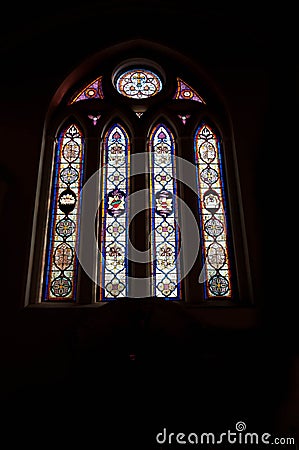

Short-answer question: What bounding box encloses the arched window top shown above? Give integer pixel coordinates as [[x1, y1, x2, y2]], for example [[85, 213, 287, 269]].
[[26, 40, 252, 307], [68, 73, 205, 105], [149, 122, 175, 151]]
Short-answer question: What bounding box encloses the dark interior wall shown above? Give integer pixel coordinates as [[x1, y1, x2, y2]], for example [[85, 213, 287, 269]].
[[0, 1, 297, 447]]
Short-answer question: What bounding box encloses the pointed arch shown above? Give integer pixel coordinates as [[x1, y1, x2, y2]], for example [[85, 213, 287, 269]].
[[42, 122, 85, 301], [25, 39, 252, 307]]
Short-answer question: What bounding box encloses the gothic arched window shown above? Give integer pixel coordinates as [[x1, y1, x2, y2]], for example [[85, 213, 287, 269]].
[[26, 42, 252, 306]]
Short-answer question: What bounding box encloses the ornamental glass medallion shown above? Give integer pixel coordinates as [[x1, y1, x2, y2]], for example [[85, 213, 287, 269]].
[[115, 69, 162, 99], [194, 123, 232, 298], [149, 124, 180, 299], [43, 124, 84, 300], [99, 124, 130, 300]]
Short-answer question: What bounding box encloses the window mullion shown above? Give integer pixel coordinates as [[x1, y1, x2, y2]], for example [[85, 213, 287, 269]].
[[176, 136, 205, 303], [128, 136, 151, 298], [77, 135, 99, 304]]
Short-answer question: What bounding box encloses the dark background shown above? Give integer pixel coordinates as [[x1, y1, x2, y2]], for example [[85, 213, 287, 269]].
[[0, 1, 296, 448]]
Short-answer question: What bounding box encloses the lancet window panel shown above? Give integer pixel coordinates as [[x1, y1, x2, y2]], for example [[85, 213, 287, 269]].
[[194, 122, 232, 299], [99, 123, 130, 300], [43, 124, 85, 301], [149, 123, 181, 299]]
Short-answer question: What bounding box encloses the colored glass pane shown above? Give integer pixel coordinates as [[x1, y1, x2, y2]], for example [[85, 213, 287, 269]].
[[115, 69, 162, 99], [149, 124, 180, 299], [174, 78, 205, 103], [178, 114, 191, 124], [194, 123, 232, 298], [43, 124, 84, 300], [99, 124, 130, 300], [69, 76, 104, 103]]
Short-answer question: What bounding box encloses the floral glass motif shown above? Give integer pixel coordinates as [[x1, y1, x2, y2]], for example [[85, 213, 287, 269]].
[[149, 124, 180, 299], [99, 124, 130, 300], [178, 114, 191, 125], [174, 78, 205, 103], [43, 124, 84, 300], [69, 76, 104, 104], [194, 123, 232, 298], [115, 69, 162, 99]]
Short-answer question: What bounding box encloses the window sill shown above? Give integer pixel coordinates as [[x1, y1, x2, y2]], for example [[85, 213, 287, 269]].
[[25, 299, 259, 330]]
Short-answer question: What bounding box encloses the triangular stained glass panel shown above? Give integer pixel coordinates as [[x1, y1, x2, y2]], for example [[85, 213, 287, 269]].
[[69, 76, 104, 104], [173, 78, 205, 103]]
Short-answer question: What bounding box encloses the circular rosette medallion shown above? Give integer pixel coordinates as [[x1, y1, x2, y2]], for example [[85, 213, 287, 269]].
[[209, 274, 229, 296], [200, 167, 218, 186], [157, 278, 176, 297], [107, 223, 125, 238], [155, 171, 171, 187], [155, 189, 173, 217], [106, 279, 126, 297], [56, 218, 76, 238], [50, 275, 72, 297], [60, 167, 79, 185], [204, 217, 224, 238], [106, 188, 126, 217]]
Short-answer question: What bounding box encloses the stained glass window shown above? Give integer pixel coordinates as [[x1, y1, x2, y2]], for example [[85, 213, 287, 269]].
[[32, 52, 245, 308], [194, 122, 232, 298], [69, 76, 104, 104], [149, 124, 181, 299], [174, 77, 205, 103], [115, 69, 162, 99], [99, 124, 130, 300], [43, 124, 85, 300]]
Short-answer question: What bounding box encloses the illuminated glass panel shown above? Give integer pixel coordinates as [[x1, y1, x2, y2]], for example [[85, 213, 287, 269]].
[[43, 124, 84, 300], [149, 124, 180, 299], [178, 114, 191, 124], [174, 78, 205, 103], [69, 76, 104, 104], [115, 69, 162, 99], [99, 124, 130, 300], [194, 123, 232, 298]]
